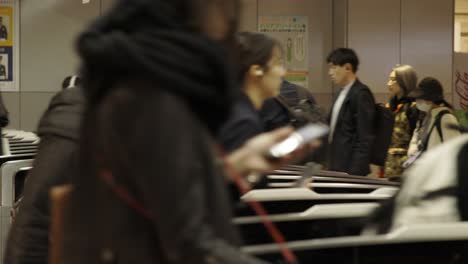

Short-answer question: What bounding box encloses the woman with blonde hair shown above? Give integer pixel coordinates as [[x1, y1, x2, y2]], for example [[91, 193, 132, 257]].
[[384, 65, 421, 180]]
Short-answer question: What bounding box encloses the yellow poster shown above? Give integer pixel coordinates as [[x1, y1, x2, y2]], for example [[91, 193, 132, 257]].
[[0, 6, 13, 47], [0, 2, 16, 91]]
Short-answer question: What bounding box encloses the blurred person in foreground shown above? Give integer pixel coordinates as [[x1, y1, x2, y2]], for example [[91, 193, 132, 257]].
[[61, 1, 318, 264]]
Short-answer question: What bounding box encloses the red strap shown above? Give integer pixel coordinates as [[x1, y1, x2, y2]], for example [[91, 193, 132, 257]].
[[100, 169, 155, 220], [377, 167, 384, 178], [217, 146, 298, 264], [100, 148, 298, 264]]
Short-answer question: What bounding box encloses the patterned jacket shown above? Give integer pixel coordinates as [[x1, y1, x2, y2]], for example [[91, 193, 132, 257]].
[[384, 97, 420, 178]]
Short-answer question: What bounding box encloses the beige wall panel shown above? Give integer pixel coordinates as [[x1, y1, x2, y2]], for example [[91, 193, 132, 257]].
[[445, 93, 454, 105], [2, 92, 20, 129], [332, 0, 348, 95], [20, 92, 57, 132], [240, 0, 258, 31], [101, 0, 117, 14], [374, 92, 392, 105], [258, 0, 333, 96], [401, 0, 454, 93], [333, 0, 348, 49], [348, 0, 400, 94], [20, 0, 100, 92]]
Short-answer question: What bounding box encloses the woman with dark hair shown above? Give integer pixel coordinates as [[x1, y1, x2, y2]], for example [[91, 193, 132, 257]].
[[383, 65, 421, 179], [406, 77, 460, 164], [61, 1, 309, 264], [218, 32, 286, 152]]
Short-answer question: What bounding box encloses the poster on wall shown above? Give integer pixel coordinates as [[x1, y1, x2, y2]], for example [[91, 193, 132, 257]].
[[453, 52, 468, 127], [258, 16, 309, 88], [0, 1, 18, 92]]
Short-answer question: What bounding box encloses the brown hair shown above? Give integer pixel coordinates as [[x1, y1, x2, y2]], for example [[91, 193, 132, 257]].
[[394, 64, 418, 96]]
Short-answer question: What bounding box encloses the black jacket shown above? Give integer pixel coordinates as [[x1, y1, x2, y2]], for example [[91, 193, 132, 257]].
[[328, 79, 376, 176], [218, 93, 263, 152], [4, 87, 84, 264]]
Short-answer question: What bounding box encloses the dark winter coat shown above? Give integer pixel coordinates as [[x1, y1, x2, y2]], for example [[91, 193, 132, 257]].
[[4, 86, 84, 264]]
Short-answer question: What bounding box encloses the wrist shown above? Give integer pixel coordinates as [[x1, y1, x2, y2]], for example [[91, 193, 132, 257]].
[[226, 147, 249, 177]]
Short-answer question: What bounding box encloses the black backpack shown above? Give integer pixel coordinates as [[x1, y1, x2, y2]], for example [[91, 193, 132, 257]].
[[370, 104, 395, 166], [275, 86, 325, 128], [419, 110, 451, 152]]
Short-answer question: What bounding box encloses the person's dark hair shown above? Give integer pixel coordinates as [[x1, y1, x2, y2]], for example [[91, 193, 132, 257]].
[[326, 48, 359, 73], [415, 77, 452, 109], [235, 32, 280, 82], [62, 75, 82, 89]]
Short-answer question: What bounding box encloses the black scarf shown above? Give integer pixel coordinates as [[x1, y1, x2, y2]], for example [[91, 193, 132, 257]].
[[389, 96, 414, 112], [76, 0, 238, 134]]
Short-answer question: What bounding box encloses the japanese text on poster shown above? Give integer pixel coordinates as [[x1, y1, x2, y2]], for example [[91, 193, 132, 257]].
[[259, 16, 309, 88]]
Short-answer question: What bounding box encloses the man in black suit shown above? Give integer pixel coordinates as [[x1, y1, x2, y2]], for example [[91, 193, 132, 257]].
[[327, 48, 376, 176]]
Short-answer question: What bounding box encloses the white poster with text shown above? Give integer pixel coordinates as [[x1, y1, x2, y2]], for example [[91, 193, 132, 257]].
[[259, 16, 309, 88]]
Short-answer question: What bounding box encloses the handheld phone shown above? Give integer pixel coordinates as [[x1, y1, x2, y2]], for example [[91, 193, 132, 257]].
[[267, 123, 329, 160]]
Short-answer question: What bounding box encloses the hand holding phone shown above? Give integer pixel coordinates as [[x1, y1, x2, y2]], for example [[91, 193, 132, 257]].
[[266, 123, 329, 160], [225, 126, 324, 178]]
